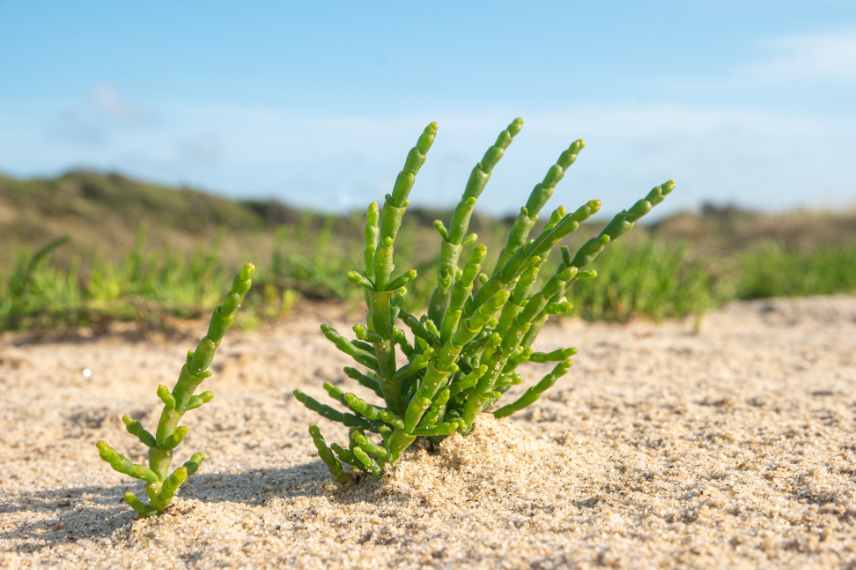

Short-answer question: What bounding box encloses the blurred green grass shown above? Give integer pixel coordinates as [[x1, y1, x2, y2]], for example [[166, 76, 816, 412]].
[[2, 169, 855, 331], [735, 242, 856, 299], [6, 232, 856, 332]]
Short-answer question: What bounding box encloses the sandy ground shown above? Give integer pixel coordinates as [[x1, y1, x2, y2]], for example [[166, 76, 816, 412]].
[[1, 297, 855, 569]]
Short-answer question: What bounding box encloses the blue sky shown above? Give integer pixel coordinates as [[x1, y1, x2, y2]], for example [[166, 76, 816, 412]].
[[1, 1, 855, 215]]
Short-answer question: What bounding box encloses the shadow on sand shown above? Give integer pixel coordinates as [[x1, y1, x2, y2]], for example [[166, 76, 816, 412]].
[[0, 460, 347, 554], [7, 319, 199, 348]]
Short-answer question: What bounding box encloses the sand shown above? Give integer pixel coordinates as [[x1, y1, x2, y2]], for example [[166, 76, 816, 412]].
[[1, 296, 855, 569]]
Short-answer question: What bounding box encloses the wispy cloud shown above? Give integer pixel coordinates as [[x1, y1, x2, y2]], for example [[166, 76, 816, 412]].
[[674, 28, 856, 90], [12, 99, 850, 214], [740, 30, 856, 83], [6, 26, 856, 216], [50, 83, 159, 146]]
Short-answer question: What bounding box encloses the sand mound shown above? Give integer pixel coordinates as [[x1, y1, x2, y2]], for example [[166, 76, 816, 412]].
[[381, 416, 605, 507], [2, 296, 856, 568]]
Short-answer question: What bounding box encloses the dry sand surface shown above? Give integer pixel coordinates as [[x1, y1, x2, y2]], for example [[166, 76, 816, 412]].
[[1, 296, 855, 569]]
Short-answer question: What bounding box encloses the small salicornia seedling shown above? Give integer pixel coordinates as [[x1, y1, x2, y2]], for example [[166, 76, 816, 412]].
[[97, 263, 255, 516], [296, 118, 675, 481]]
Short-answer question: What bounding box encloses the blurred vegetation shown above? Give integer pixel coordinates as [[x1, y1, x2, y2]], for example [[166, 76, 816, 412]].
[[2, 170, 855, 332], [735, 242, 856, 299], [568, 241, 714, 322]]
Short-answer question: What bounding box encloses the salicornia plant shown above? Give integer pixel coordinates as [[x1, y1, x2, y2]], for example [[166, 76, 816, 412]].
[[97, 263, 255, 516], [295, 118, 675, 481]]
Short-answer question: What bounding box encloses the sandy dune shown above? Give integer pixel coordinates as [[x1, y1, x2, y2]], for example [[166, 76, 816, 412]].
[[1, 297, 855, 569]]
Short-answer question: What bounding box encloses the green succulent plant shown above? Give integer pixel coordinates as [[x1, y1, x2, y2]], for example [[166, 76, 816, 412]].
[[97, 263, 255, 516], [295, 119, 675, 480]]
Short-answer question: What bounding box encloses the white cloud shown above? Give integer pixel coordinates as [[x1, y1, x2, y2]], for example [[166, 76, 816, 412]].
[[49, 84, 159, 146], [90, 84, 134, 119], [741, 30, 856, 83], [669, 29, 856, 90]]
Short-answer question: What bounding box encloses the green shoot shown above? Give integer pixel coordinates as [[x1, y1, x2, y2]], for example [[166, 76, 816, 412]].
[[96, 263, 255, 516]]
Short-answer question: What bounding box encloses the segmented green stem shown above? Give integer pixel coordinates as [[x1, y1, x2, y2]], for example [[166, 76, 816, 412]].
[[492, 139, 585, 275], [493, 359, 573, 418], [310, 425, 349, 484], [428, 118, 523, 324], [97, 263, 254, 515], [362, 123, 438, 414]]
